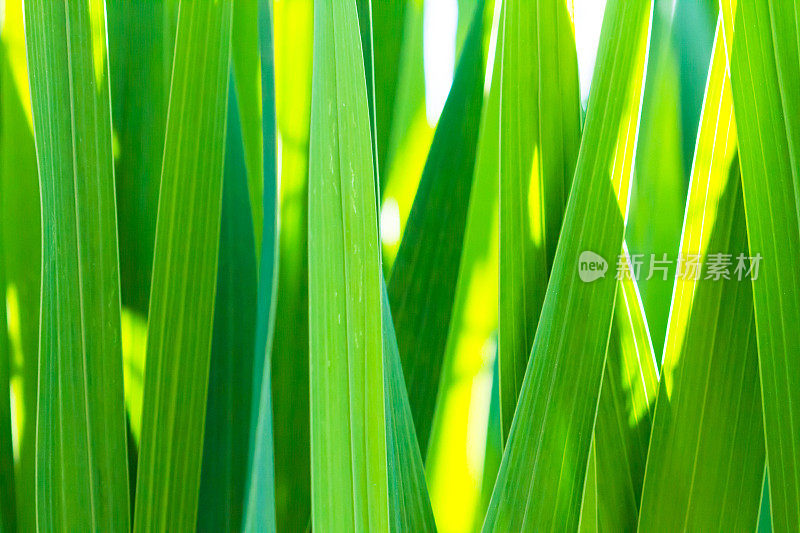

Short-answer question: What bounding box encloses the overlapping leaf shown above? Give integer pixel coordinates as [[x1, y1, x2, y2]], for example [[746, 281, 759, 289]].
[[483, 0, 652, 528], [23, 0, 129, 529], [133, 2, 233, 530], [589, 258, 659, 531], [107, 0, 174, 315], [269, 0, 314, 529], [0, 5, 40, 528], [0, 189, 14, 533], [720, 1, 800, 528], [243, 0, 280, 529], [497, 0, 581, 442], [197, 77, 258, 532], [382, 283, 437, 531], [638, 24, 765, 529], [308, 2, 436, 529], [388, 0, 486, 456]]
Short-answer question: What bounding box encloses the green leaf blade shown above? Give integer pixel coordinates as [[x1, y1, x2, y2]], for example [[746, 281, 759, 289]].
[[133, 2, 233, 530], [721, 1, 800, 528], [382, 283, 437, 532], [197, 75, 257, 533], [308, 1, 388, 528], [497, 0, 582, 443], [638, 22, 765, 530], [23, 0, 130, 529], [483, 0, 652, 528], [591, 266, 659, 531], [242, 0, 280, 528], [0, 183, 15, 533], [387, 0, 486, 457]]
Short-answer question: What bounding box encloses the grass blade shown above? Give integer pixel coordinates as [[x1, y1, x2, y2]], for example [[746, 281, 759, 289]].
[[382, 283, 437, 531], [483, 0, 652, 528], [231, 0, 265, 254], [133, 2, 233, 530], [638, 23, 765, 529], [308, 0, 388, 528], [372, 0, 406, 182], [197, 76, 257, 532], [626, 5, 688, 357], [591, 259, 659, 530], [387, 0, 486, 456], [720, 1, 800, 528], [497, 0, 581, 443], [427, 4, 501, 525], [23, 0, 129, 528], [243, 0, 280, 528]]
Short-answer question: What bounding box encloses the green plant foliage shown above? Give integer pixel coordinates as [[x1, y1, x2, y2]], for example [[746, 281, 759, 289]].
[[24, 1, 130, 530], [307, 0, 388, 528], [5, 1, 799, 531], [638, 25, 765, 529], [382, 283, 437, 531], [133, 2, 233, 530], [483, 0, 652, 528], [388, 0, 486, 456], [0, 186, 14, 533], [243, 0, 280, 529], [497, 0, 581, 443], [589, 261, 659, 531], [197, 78, 257, 533], [107, 0, 174, 315], [1, 4, 40, 529], [269, 0, 314, 529], [721, 1, 800, 529]]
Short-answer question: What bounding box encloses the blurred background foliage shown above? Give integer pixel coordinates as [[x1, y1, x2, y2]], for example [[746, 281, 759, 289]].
[[0, 0, 720, 531]]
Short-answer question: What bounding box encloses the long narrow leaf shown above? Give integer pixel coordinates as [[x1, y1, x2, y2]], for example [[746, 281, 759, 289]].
[[483, 0, 652, 528], [638, 23, 765, 529], [720, 1, 800, 528], [497, 0, 581, 442], [231, 0, 264, 253], [590, 259, 659, 530], [0, 4, 40, 528], [23, 0, 129, 528], [382, 283, 437, 531], [243, 0, 280, 528], [133, 2, 233, 530], [107, 0, 174, 315], [388, 0, 486, 456], [308, 0, 388, 528], [197, 76, 257, 532], [0, 187, 14, 532], [270, 0, 314, 528]]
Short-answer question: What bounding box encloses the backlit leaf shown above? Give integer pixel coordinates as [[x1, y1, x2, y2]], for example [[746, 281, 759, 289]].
[[720, 1, 800, 528], [483, 0, 652, 528]]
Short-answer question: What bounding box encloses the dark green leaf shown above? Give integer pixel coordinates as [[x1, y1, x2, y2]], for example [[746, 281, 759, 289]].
[[388, 0, 486, 456]]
